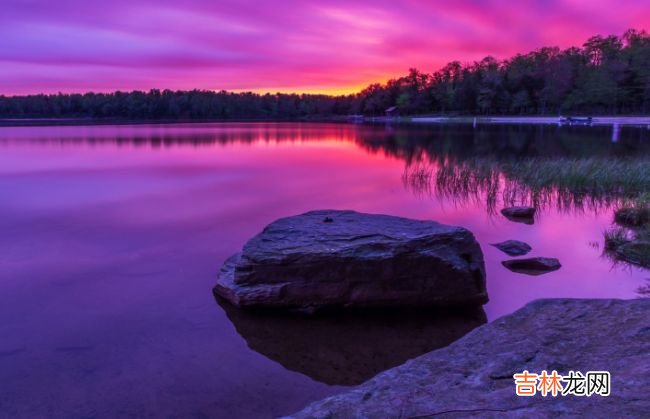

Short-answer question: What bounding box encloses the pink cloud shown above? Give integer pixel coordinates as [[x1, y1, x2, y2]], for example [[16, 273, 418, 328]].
[[1, 0, 648, 95]]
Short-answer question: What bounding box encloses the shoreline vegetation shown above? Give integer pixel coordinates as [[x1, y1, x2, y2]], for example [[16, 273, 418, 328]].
[[2, 29, 650, 121], [1, 115, 649, 127], [605, 194, 650, 268], [405, 115, 650, 126], [402, 157, 650, 223]]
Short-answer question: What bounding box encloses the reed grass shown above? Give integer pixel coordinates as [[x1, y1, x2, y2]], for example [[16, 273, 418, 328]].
[[604, 195, 650, 269], [403, 156, 650, 213]]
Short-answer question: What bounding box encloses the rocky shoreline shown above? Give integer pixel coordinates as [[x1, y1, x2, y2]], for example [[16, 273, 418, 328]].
[[287, 298, 650, 418]]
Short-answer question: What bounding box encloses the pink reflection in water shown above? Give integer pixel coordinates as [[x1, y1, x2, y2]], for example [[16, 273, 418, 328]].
[[0, 123, 646, 417]]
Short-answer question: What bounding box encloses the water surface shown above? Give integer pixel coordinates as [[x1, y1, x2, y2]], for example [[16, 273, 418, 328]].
[[0, 122, 648, 418]]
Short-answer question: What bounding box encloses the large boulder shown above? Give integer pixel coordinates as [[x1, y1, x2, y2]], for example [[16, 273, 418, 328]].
[[287, 299, 650, 418], [214, 210, 487, 310]]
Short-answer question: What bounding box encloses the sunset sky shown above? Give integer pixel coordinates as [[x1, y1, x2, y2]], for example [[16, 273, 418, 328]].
[[2, 0, 649, 96]]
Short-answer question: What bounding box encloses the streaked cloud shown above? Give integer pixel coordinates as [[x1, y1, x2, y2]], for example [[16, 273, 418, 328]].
[[1, 0, 648, 95]]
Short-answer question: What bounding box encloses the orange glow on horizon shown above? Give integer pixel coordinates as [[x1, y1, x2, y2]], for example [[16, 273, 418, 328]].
[[228, 77, 394, 96], [230, 86, 359, 96]]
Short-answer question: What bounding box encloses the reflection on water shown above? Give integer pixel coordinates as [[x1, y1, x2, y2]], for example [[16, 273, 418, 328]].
[[216, 297, 486, 386], [403, 159, 633, 216], [5, 123, 648, 214], [3, 121, 649, 153], [395, 126, 650, 215], [0, 122, 648, 418]]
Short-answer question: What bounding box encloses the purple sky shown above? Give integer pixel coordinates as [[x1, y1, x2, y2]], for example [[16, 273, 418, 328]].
[[2, 0, 649, 95]]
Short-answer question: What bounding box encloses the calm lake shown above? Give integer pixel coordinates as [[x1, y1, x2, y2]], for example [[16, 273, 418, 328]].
[[0, 122, 648, 418]]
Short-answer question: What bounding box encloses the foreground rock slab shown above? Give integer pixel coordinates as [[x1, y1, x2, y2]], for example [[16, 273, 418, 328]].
[[491, 240, 532, 256], [287, 299, 650, 418], [214, 210, 487, 310], [502, 257, 561, 275]]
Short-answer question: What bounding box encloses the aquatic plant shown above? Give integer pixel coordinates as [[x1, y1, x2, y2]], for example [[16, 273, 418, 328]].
[[604, 196, 650, 269], [403, 156, 650, 214], [604, 227, 633, 251], [615, 193, 650, 226], [489, 157, 650, 199]]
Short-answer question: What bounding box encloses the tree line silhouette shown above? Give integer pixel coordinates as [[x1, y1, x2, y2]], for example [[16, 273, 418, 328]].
[[1, 29, 649, 119]]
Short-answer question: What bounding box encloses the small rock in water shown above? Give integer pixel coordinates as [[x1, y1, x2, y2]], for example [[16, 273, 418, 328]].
[[214, 210, 488, 310], [502, 257, 561, 275], [491, 240, 532, 256], [501, 206, 536, 224]]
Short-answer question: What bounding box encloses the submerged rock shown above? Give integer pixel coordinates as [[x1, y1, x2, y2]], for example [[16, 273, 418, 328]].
[[216, 296, 486, 386], [491, 240, 532, 256], [214, 210, 487, 310], [501, 206, 536, 224], [287, 299, 650, 418], [502, 257, 561, 275]]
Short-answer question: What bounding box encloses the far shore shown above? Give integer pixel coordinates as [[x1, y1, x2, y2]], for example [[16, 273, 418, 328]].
[[393, 115, 650, 126], [0, 115, 650, 127]]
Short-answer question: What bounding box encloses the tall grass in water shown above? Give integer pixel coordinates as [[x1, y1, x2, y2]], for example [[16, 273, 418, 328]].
[[604, 194, 650, 269], [614, 193, 650, 226], [604, 227, 634, 251], [500, 158, 650, 198], [403, 157, 650, 214]]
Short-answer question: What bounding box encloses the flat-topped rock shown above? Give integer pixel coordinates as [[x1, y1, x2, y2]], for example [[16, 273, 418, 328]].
[[501, 206, 536, 218], [491, 240, 532, 256], [501, 206, 536, 224], [287, 299, 650, 418], [502, 257, 561, 275], [214, 210, 487, 310]]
